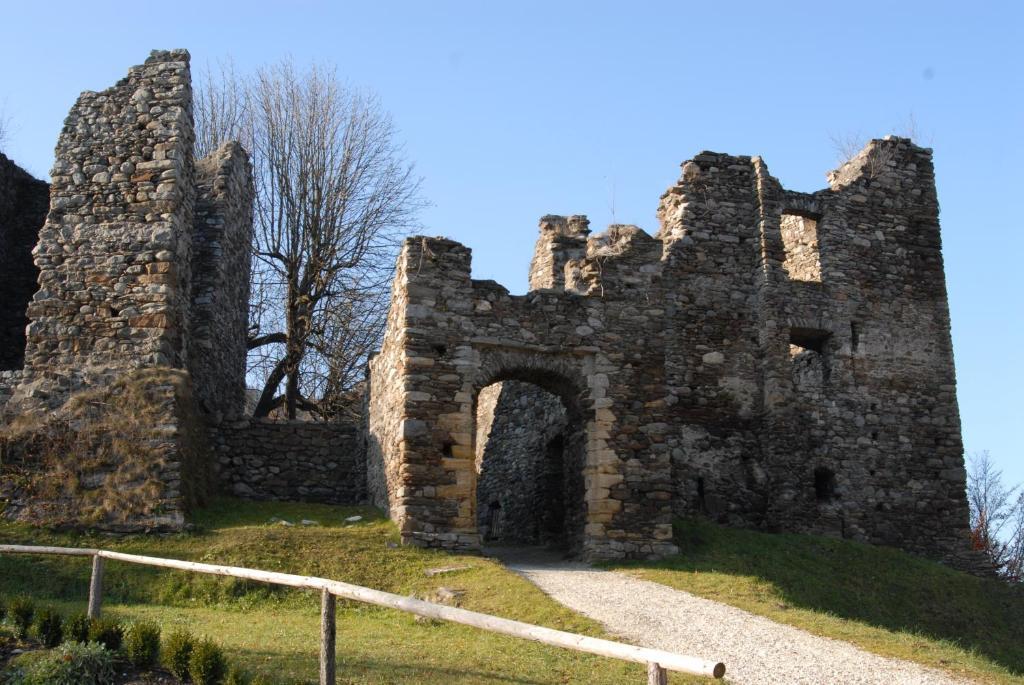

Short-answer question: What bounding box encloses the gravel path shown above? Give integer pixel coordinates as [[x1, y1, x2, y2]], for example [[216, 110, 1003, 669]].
[[499, 551, 968, 685]]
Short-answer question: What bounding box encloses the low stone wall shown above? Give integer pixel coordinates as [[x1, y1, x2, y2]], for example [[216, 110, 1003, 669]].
[[211, 419, 364, 504]]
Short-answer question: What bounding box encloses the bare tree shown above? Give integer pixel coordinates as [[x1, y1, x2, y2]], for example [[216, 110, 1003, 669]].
[[967, 451, 1024, 582], [195, 59, 423, 420]]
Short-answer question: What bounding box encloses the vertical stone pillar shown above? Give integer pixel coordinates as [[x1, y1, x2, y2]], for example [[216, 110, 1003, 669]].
[[528, 215, 589, 291], [189, 141, 254, 422], [368, 236, 479, 550]]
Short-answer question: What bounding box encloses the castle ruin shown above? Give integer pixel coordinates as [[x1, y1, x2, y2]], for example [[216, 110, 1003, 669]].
[[0, 50, 973, 567]]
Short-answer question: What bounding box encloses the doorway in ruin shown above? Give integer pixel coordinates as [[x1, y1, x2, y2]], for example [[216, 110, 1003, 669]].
[[473, 377, 586, 553]]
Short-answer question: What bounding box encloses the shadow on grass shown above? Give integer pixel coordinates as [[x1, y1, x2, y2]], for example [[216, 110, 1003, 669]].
[[236, 646, 558, 685], [610, 518, 1024, 675]]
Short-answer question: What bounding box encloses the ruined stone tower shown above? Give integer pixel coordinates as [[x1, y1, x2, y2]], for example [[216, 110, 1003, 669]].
[[367, 138, 971, 564], [0, 50, 254, 529]]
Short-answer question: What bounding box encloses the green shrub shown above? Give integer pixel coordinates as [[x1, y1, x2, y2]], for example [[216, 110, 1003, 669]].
[[189, 637, 228, 685], [33, 608, 63, 648], [163, 628, 195, 681], [124, 621, 161, 669], [87, 617, 123, 651], [64, 612, 90, 643], [0, 596, 6, 622], [9, 597, 35, 639], [6, 640, 115, 685]]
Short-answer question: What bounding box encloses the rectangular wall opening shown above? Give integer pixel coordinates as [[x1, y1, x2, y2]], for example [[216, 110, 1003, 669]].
[[780, 212, 822, 282], [790, 327, 832, 389]]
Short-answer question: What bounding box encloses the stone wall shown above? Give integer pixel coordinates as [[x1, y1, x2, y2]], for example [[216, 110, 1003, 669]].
[[0, 155, 48, 373], [189, 141, 253, 422], [15, 50, 197, 408], [0, 50, 255, 533], [367, 136, 974, 566], [211, 419, 364, 504], [475, 381, 567, 544]]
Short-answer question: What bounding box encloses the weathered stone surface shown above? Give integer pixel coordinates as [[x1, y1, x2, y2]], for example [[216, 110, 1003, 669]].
[[368, 137, 974, 567], [0, 155, 48, 376], [210, 419, 364, 504], [189, 141, 253, 422], [15, 49, 197, 407], [475, 381, 567, 545], [0, 50, 254, 533]]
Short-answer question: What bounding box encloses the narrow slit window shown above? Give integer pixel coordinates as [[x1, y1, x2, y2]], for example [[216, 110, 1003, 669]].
[[780, 212, 822, 282]]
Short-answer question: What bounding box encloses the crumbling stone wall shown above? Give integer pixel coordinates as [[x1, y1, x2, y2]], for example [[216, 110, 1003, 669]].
[[211, 419, 364, 504], [368, 136, 973, 566], [0, 155, 48, 374], [189, 141, 254, 422], [0, 50, 255, 533], [475, 381, 567, 544], [15, 50, 197, 407]]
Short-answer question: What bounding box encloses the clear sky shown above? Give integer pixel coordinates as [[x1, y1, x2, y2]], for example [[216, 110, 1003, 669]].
[[1, 1, 1020, 485]]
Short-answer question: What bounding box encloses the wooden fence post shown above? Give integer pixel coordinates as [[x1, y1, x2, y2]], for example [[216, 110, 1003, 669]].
[[647, 662, 667, 685], [320, 589, 336, 685], [87, 555, 105, 619]]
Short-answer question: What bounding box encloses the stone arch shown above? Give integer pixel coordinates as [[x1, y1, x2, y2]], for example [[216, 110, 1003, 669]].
[[469, 347, 595, 554]]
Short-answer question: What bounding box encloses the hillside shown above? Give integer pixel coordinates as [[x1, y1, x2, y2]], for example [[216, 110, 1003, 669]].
[[608, 518, 1024, 684], [1, 501, 1021, 683], [0, 499, 704, 684]]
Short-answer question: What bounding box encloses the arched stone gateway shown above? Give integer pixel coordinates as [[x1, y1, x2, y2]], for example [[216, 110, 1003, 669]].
[[365, 249, 678, 560], [367, 141, 975, 566]]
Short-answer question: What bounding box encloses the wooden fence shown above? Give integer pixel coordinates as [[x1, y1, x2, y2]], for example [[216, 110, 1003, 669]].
[[0, 544, 726, 684]]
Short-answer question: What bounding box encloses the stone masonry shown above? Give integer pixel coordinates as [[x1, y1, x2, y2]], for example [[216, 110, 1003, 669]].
[[0, 50, 256, 531], [367, 136, 973, 564], [0, 154, 49, 374], [475, 381, 567, 545], [0, 49, 974, 567], [211, 419, 365, 504]]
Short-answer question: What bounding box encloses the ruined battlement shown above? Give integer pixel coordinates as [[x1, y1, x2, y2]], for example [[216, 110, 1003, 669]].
[[368, 137, 969, 565], [0, 50, 973, 569]]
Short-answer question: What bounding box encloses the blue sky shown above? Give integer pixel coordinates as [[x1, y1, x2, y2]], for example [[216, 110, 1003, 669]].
[[1, 1, 1021, 485]]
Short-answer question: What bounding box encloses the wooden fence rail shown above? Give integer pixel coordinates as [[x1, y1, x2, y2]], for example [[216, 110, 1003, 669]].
[[0, 544, 726, 684]]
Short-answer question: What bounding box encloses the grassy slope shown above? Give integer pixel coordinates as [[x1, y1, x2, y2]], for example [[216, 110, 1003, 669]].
[[0, 499, 704, 685], [606, 518, 1024, 684]]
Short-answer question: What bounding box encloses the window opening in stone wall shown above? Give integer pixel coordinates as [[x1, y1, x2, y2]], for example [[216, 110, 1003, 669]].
[[780, 212, 822, 282], [850, 321, 860, 353], [789, 327, 832, 389], [814, 467, 837, 502], [475, 379, 580, 550]]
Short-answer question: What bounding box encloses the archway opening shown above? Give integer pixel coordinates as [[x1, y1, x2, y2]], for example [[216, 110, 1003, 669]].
[[474, 378, 585, 552]]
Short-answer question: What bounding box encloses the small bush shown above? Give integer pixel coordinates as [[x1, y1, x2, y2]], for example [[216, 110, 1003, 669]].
[[33, 608, 63, 648], [9, 597, 35, 639], [87, 617, 123, 651], [163, 628, 195, 681], [65, 612, 90, 643], [189, 637, 228, 685], [124, 621, 161, 669], [0, 596, 6, 622], [6, 640, 115, 685]]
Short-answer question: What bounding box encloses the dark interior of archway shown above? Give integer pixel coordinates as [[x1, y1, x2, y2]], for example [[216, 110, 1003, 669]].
[[475, 379, 585, 552]]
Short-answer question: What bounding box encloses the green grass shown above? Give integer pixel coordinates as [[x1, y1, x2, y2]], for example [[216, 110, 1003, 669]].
[[0, 499, 704, 684], [605, 517, 1024, 684]]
